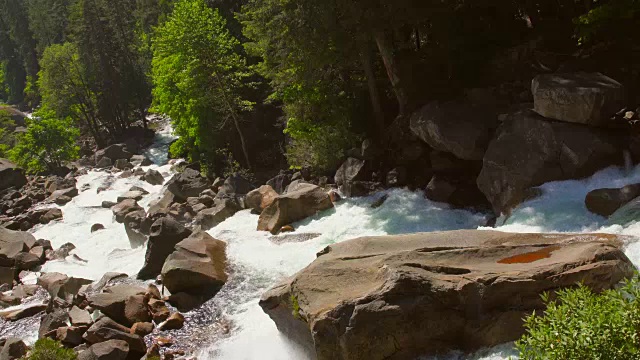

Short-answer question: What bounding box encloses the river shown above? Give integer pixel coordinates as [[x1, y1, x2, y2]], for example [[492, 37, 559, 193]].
[[13, 122, 640, 359]]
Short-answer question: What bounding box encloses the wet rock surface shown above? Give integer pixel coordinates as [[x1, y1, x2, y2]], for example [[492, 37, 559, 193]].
[[261, 230, 633, 360]]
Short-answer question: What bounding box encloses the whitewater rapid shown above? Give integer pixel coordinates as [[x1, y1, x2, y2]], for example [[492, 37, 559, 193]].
[[17, 123, 640, 359]]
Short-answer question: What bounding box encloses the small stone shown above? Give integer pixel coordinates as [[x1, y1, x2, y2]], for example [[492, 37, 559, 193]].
[[148, 298, 170, 323], [91, 224, 105, 233], [130, 322, 154, 336], [69, 306, 93, 327], [54, 195, 72, 205], [280, 225, 295, 233], [158, 312, 185, 331], [156, 336, 174, 346], [101, 201, 116, 209], [0, 338, 27, 359], [124, 295, 151, 325], [146, 284, 161, 300], [328, 190, 342, 203]]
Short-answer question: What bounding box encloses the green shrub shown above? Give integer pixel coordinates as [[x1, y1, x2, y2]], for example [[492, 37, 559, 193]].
[[0, 109, 16, 157], [27, 338, 77, 360], [575, 0, 640, 46], [516, 276, 640, 359], [282, 83, 359, 173], [8, 108, 79, 173]]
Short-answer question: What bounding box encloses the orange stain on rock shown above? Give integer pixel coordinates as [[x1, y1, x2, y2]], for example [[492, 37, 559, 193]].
[[497, 245, 561, 264]]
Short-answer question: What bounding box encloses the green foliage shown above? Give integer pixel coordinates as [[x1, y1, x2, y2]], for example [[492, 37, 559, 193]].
[[241, 0, 363, 172], [26, 338, 77, 360], [152, 0, 254, 169], [0, 65, 8, 102], [283, 83, 358, 172], [9, 108, 79, 173], [25, 0, 71, 56], [38, 42, 99, 137], [575, 0, 640, 45], [516, 276, 640, 359], [215, 148, 254, 181], [290, 294, 302, 321], [0, 109, 16, 157]]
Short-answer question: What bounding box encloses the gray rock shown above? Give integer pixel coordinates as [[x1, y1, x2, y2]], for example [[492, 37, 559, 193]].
[[410, 100, 497, 160], [0, 338, 27, 360], [91, 224, 105, 233], [194, 198, 241, 230], [217, 174, 255, 196], [0, 159, 27, 192], [143, 169, 164, 186], [112, 199, 143, 223], [87, 284, 146, 326], [101, 201, 116, 209], [162, 231, 227, 296], [166, 168, 211, 201], [95, 144, 133, 164], [78, 340, 129, 360], [335, 158, 368, 187], [69, 305, 93, 326], [116, 191, 144, 203], [130, 155, 152, 167], [137, 217, 192, 280], [477, 109, 621, 214], [266, 174, 292, 194], [532, 72, 624, 126], [585, 183, 640, 217], [258, 184, 333, 234], [114, 159, 133, 171], [96, 157, 113, 169], [84, 317, 145, 354]]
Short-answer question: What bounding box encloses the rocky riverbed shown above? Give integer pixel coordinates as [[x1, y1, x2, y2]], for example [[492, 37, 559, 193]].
[[1, 73, 640, 359]]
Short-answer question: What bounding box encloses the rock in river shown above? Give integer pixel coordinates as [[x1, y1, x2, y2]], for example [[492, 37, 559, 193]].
[[260, 230, 633, 360], [257, 183, 333, 235]]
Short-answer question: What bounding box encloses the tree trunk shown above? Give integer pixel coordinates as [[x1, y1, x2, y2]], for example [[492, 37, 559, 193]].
[[374, 29, 409, 116], [360, 40, 385, 136], [233, 116, 251, 170]]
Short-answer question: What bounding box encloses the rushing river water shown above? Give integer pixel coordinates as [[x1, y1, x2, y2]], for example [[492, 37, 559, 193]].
[[13, 123, 640, 359]]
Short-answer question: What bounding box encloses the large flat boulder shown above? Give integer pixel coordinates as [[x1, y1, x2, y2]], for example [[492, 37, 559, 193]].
[[0, 159, 27, 192], [409, 101, 497, 160], [257, 184, 333, 234], [161, 231, 227, 296], [477, 109, 621, 214], [260, 230, 634, 360], [166, 168, 211, 201], [532, 72, 624, 126]]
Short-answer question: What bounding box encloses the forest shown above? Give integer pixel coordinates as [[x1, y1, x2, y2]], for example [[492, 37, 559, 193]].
[[0, 0, 638, 178]]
